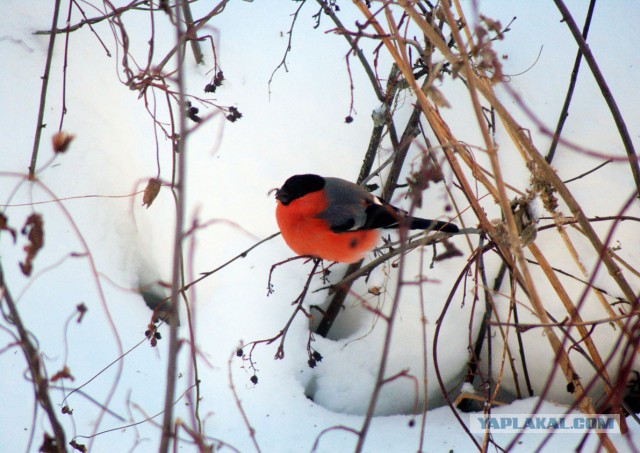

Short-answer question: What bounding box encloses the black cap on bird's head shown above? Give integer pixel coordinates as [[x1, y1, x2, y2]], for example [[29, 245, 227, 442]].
[[275, 174, 325, 205]]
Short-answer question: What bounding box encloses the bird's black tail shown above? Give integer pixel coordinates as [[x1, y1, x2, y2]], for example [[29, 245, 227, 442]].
[[409, 217, 459, 233]]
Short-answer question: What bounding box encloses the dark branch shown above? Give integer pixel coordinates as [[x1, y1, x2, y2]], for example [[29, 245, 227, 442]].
[[0, 264, 67, 452], [546, 0, 596, 163], [553, 0, 640, 197]]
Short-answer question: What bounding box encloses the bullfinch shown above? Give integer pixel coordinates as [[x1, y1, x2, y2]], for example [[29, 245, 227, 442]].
[[275, 174, 459, 263]]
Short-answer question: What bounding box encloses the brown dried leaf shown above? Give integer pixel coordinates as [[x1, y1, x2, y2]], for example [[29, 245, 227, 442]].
[[428, 86, 450, 108], [20, 213, 44, 276], [52, 131, 75, 153], [142, 178, 161, 209], [50, 365, 74, 383], [0, 213, 17, 242], [70, 440, 88, 453]]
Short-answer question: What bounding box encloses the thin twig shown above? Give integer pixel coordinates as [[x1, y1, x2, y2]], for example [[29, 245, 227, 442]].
[[355, 219, 410, 452], [73, 383, 197, 442], [153, 1, 230, 76], [62, 336, 147, 407], [183, 213, 215, 437], [492, 309, 640, 331], [34, 0, 149, 35], [181, 0, 204, 64], [509, 268, 534, 397], [228, 350, 261, 452], [553, 0, 640, 196], [381, 95, 424, 199], [268, 0, 307, 95], [432, 247, 484, 450], [563, 158, 613, 184], [314, 230, 462, 296], [311, 426, 360, 452], [238, 259, 321, 377], [0, 264, 66, 452], [357, 64, 401, 185], [193, 232, 281, 290], [29, 0, 63, 179], [464, 236, 496, 384], [546, 0, 596, 163], [57, 0, 73, 132], [318, 0, 384, 101]]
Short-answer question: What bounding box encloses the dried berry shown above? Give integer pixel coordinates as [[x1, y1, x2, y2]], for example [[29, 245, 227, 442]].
[[188, 105, 202, 123], [226, 106, 243, 122]]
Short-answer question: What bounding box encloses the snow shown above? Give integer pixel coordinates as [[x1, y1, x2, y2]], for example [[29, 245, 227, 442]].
[[1, 1, 640, 452]]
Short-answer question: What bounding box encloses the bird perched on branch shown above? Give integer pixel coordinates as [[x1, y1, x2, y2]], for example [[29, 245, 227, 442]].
[[275, 174, 459, 263]]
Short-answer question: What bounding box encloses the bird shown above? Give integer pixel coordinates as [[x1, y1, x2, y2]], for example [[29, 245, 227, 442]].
[[275, 174, 459, 263]]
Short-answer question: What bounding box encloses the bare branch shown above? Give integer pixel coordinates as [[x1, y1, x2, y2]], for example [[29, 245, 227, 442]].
[[0, 264, 66, 452], [29, 0, 63, 179], [546, 0, 596, 163], [553, 0, 640, 196]]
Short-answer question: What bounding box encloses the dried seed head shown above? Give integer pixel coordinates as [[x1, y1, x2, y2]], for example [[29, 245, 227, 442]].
[[142, 178, 162, 209], [52, 131, 75, 153]]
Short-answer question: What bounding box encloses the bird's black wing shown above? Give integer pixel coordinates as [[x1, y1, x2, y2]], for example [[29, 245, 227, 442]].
[[360, 200, 402, 230], [362, 198, 459, 233], [317, 177, 459, 233]]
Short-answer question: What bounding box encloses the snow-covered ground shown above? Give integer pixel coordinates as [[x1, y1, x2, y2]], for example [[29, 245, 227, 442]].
[[1, 1, 639, 451]]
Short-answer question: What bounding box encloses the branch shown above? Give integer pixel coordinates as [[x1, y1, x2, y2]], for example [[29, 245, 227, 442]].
[[153, 0, 230, 75], [268, 0, 307, 94], [181, 1, 204, 64], [317, 0, 385, 101], [492, 310, 640, 331], [545, 0, 596, 163], [0, 264, 66, 452], [553, 0, 640, 196], [563, 158, 612, 184], [227, 350, 261, 453], [29, 0, 63, 179], [159, 1, 189, 450], [34, 0, 148, 35], [186, 232, 281, 292]]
